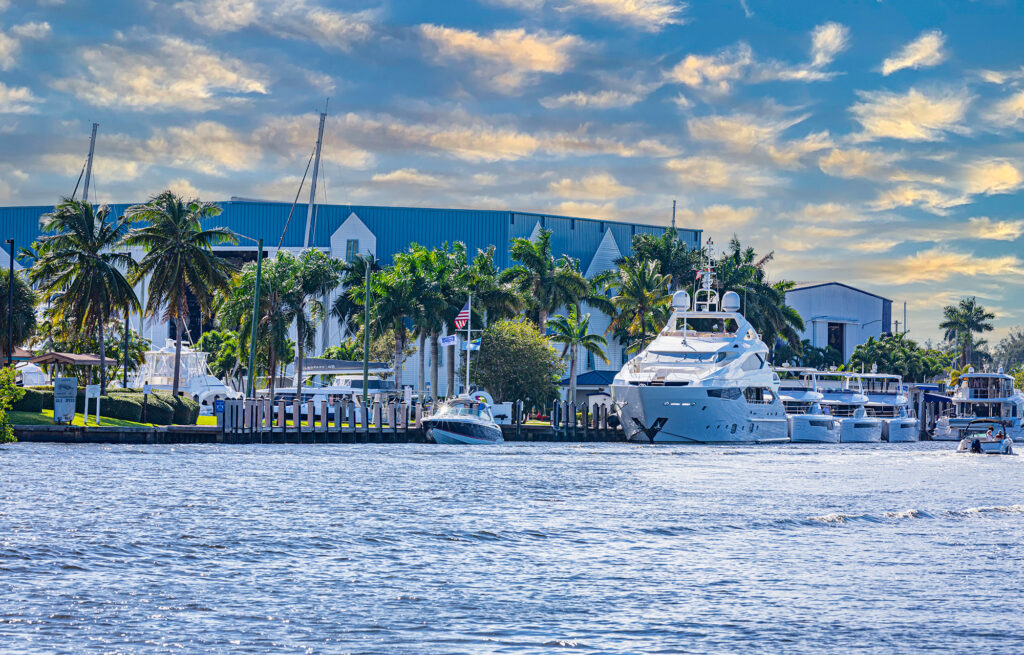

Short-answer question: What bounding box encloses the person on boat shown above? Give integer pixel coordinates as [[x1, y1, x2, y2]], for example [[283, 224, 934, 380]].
[[985, 427, 994, 440], [970, 438, 983, 454], [958, 435, 971, 452], [1001, 433, 1014, 455]]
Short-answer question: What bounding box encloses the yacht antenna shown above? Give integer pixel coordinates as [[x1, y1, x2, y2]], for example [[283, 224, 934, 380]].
[[671, 200, 676, 230]]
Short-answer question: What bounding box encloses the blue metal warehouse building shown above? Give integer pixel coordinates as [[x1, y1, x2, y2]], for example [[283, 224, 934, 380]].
[[1, 201, 702, 395]]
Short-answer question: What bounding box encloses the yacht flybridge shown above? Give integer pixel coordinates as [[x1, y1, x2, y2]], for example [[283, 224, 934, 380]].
[[610, 255, 787, 444]]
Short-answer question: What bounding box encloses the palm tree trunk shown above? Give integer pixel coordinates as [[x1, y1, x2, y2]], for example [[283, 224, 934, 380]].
[[569, 345, 577, 404], [417, 332, 425, 394], [98, 319, 107, 395], [294, 314, 304, 399], [394, 328, 405, 391], [430, 332, 439, 400], [538, 308, 548, 332], [268, 346, 277, 402], [172, 296, 184, 397]]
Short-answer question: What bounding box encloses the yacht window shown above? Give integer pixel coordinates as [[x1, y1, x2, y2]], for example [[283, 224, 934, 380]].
[[743, 387, 774, 404], [707, 388, 742, 400], [741, 355, 763, 371], [675, 317, 738, 335], [650, 351, 727, 363]]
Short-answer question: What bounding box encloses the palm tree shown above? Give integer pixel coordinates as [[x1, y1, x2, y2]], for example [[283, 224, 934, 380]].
[[0, 269, 37, 356], [353, 264, 419, 390], [501, 228, 589, 331], [628, 227, 704, 292], [939, 297, 995, 368], [217, 251, 298, 400], [608, 257, 671, 354], [31, 199, 139, 392], [468, 245, 523, 325], [287, 248, 343, 395], [548, 306, 608, 403], [331, 254, 379, 340], [124, 192, 237, 397]]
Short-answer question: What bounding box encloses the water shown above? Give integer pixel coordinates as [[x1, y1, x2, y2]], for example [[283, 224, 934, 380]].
[[2, 442, 1023, 653]]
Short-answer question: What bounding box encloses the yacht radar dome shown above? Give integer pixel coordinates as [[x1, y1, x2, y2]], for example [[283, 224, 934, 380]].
[[721, 291, 740, 312], [672, 290, 691, 311]]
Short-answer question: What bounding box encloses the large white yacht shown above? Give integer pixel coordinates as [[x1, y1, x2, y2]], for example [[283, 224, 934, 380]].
[[814, 372, 883, 442], [860, 373, 918, 442], [776, 368, 840, 443], [610, 261, 788, 444], [131, 339, 241, 407], [937, 369, 1024, 440]]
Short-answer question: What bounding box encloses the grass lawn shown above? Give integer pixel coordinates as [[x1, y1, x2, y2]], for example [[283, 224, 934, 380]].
[[10, 409, 157, 427]]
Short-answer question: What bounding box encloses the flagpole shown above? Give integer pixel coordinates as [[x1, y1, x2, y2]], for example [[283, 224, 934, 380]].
[[465, 294, 472, 394]]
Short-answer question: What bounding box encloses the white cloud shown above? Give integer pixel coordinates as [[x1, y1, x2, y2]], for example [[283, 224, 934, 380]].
[[870, 247, 1024, 284], [811, 22, 849, 68], [0, 21, 50, 69], [678, 204, 759, 228], [52, 36, 268, 110], [146, 122, 264, 175], [255, 114, 373, 169], [472, 173, 498, 186], [987, 91, 1024, 128], [964, 217, 1024, 241], [687, 112, 831, 166], [962, 159, 1024, 196], [551, 200, 616, 217], [548, 172, 634, 199], [541, 86, 651, 109], [175, 0, 374, 51], [881, 30, 945, 76], [665, 156, 778, 195], [371, 168, 447, 187], [43, 153, 144, 182], [979, 67, 1024, 85], [666, 43, 752, 94], [847, 238, 903, 253], [869, 185, 967, 215], [850, 87, 971, 141], [0, 81, 39, 113], [491, 0, 685, 31], [419, 24, 581, 92], [817, 147, 944, 184]]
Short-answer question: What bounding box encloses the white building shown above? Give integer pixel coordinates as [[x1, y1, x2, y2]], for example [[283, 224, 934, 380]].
[[784, 282, 893, 363]]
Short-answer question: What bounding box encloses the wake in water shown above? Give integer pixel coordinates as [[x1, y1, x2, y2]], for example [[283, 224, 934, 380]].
[[808, 504, 1024, 525]]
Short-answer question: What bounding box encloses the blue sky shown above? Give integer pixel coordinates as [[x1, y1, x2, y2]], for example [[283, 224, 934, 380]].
[[1, 0, 1023, 343]]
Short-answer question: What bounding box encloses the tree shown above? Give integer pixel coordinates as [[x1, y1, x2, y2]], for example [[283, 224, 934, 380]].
[[358, 263, 418, 390], [0, 269, 37, 355], [0, 367, 24, 442], [847, 333, 951, 381], [125, 192, 237, 397], [547, 306, 608, 402], [628, 228, 703, 292], [775, 339, 843, 370], [501, 228, 588, 330], [994, 327, 1024, 370], [331, 254, 379, 340], [197, 330, 241, 388], [217, 252, 298, 400], [287, 248, 343, 393], [31, 199, 140, 393], [608, 257, 671, 354], [939, 297, 995, 368], [471, 317, 563, 409]]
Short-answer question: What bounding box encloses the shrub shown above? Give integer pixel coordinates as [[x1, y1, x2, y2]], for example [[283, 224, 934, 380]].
[[1, 368, 25, 442], [13, 388, 50, 413], [171, 396, 200, 425], [101, 395, 144, 422], [143, 395, 175, 425]]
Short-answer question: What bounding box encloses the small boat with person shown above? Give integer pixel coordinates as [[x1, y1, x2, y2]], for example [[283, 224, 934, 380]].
[[422, 396, 504, 445], [955, 419, 1016, 455]]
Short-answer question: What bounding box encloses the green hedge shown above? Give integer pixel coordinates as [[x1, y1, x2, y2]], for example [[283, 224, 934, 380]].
[[14, 385, 202, 425], [101, 395, 144, 422], [143, 395, 175, 425], [13, 388, 51, 412]]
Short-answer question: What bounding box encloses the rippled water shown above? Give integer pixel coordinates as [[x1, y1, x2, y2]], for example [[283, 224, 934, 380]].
[[2, 442, 1023, 653]]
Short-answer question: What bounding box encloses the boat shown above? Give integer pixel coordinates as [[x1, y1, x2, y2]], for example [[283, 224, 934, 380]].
[[861, 373, 919, 442], [955, 418, 1016, 454], [937, 369, 1024, 441], [776, 368, 840, 443], [610, 252, 788, 444], [422, 396, 504, 444], [814, 372, 883, 443], [131, 339, 241, 408]]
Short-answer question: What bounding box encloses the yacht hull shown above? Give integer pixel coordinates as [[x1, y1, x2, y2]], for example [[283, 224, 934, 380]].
[[839, 418, 882, 443], [612, 384, 789, 444], [424, 419, 503, 445], [788, 414, 840, 443], [883, 418, 919, 442]]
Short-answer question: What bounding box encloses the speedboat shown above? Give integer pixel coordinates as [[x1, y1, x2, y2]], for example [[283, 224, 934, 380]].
[[422, 396, 504, 444], [861, 373, 919, 442], [610, 256, 788, 444], [815, 372, 882, 443], [776, 368, 839, 443], [942, 369, 1024, 440], [955, 419, 1016, 454]]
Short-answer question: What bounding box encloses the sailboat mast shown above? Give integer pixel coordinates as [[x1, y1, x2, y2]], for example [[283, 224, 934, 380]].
[[82, 122, 98, 203], [303, 112, 327, 249], [465, 294, 472, 393]]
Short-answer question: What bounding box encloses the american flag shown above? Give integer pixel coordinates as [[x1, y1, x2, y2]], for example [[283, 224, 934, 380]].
[[454, 300, 470, 329]]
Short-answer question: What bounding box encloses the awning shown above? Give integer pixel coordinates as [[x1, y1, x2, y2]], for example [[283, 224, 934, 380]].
[[30, 351, 117, 367], [560, 369, 617, 386], [923, 392, 951, 404], [300, 358, 390, 375]]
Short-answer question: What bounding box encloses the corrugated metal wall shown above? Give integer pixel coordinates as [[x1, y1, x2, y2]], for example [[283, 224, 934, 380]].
[[1, 201, 701, 269]]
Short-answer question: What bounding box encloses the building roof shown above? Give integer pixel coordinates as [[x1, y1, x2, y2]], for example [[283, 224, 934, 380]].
[[559, 369, 618, 386], [30, 352, 117, 366], [787, 281, 892, 303], [0, 202, 700, 270]]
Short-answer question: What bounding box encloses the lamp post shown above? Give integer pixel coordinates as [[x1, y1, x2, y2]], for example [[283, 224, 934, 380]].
[[235, 234, 264, 399], [5, 238, 12, 368]]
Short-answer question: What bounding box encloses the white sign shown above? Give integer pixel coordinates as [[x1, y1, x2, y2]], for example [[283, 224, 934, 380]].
[[403, 386, 412, 405], [85, 385, 101, 398], [440, 334, 457, 347], [84, 385, 101, 425], [53, 377, 77, 423]]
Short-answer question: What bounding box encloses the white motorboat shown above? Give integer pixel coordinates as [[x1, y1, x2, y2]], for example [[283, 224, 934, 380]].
[[939, 369, 1024, 440], [776, 368, 839, 443], [955, 419, 1016, 454], [610, 257, 788, 444], [422, 396, 504, 444], [861, 373, 919, 442], [131, 339, 241, 407], [814, 372, 883, 443]]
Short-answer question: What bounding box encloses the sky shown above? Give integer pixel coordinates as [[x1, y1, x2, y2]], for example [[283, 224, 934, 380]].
[[0, 0, 1023, 344]]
